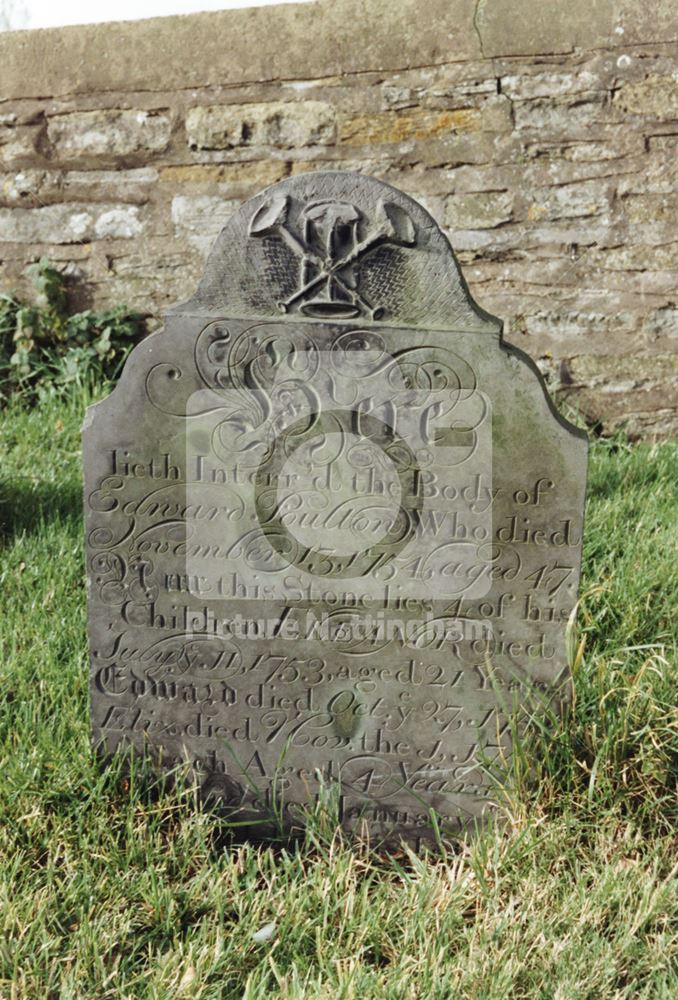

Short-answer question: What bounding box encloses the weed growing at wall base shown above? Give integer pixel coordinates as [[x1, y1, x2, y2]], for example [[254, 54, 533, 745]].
[[0, 259, 144, 402], [0, 388, 676, 997]]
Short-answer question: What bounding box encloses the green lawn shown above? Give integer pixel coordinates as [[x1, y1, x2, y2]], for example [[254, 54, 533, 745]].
[[1, 387, 676, 999]]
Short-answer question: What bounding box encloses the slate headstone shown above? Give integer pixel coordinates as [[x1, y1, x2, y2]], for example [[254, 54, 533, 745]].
[[83, 171, 588, 847]]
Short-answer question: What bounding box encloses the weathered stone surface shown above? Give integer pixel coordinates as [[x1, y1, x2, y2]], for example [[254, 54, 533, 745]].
[[524, 309, 638, 354], [83, 172, 588, 848], [62, 168, 159, 204], [0, 167, 159, 209], [474, 0, 616, 58], [622, 193, 678, 225], [47, 109, 172, 159], [559, 142, 623, 163], [7, 0, 672, 103], [0, 0, 483, 100], [0, 169, 54, 206], [512, 96, 608, 131], [648, 133, 678, 153], [546, 353, 678, 439], [340, 99, 512, 146], [160, 162, 288, 188], [643, 305, 678, 342], [171, 195, 241, 254], [613, 74, 678, 118], [445, 191, 513, 229], [186, 103, 335, 151], [525, 180, 610, 222], [340, 108, 479, 145], [0, 203, 143, 243], [501, 71, 602, 101], [0, 124, 41, 166], [91, 239, 204, 313]]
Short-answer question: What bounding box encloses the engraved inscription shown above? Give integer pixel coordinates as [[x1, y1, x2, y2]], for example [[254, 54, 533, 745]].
[[84, 171, 588, 847]]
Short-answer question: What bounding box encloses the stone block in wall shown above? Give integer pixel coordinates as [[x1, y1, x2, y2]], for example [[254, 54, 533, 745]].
[[445, 191, 514, 229], [558, 142, 627, 163], [600, 243, 678, 273], [648, 134, 678, 153], [472, 0, 653, 59], [643, 306, 678, 346], [0, 167, 159, 208], [185, 102, 335, 151], [159, 161, 288, 190], [621, 193, 678, 226], [62, 168, 159, 204], [525, 180, 610, 221], [171, 195, 240, 250], [96, 239, 205, 312], [0, 203, 143, 243], [0, 125, 41, 167], [501, 71, 602, 101], [290, 157, 386, 178], [617, 157, 677, 197], [46, 110, 172, 159], [512, 95, 608, 131], [339, 98, 511, 145], [427, 75, 499, 102], [0, 169, 55, 207], [524, 309, 639, 354], [340, 108, 471, 144], [553, 353, 678, 439], [450, 216, 623, 257], [613, 74, 678, 118]]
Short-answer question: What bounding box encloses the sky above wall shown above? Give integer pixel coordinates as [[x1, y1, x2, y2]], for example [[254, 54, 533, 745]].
[[6, 0, 312, 30]]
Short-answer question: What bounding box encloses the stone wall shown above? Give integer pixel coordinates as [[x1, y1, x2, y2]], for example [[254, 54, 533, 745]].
[[1, 0, 676, 438]]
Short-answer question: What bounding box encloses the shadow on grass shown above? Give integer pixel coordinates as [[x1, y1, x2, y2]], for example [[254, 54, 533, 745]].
[[0, 476, 82, 541]]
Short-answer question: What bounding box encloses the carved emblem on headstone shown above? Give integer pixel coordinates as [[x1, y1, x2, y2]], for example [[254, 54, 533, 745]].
[[83, 171, 588, 848], [249, 195, 416, 319]]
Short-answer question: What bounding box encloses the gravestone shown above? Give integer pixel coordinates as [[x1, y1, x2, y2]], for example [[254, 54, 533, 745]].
[[83, 171, 588, 847]]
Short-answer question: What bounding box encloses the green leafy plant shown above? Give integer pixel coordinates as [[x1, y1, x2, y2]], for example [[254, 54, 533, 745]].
[[0, 258, 145, 402]]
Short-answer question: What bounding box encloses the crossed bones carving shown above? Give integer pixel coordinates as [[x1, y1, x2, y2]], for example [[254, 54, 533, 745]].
[[248, 194, 416, 320]]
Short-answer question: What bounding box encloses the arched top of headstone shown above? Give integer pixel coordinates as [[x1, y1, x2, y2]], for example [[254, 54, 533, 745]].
[[172, 170, 501, 334]]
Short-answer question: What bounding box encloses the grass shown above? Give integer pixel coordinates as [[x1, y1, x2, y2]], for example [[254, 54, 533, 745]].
[[0, 386, 676, 999]]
